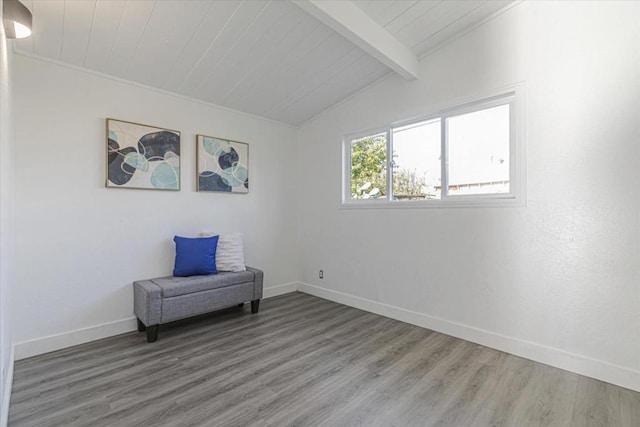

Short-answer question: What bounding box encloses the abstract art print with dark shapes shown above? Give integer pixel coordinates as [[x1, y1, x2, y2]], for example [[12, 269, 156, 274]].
[[197, 134, 249, 193], [106, 119, 180, 190]]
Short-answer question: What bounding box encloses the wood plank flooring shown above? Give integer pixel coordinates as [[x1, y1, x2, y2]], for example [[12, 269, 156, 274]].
[[8, 292, 640, 426]]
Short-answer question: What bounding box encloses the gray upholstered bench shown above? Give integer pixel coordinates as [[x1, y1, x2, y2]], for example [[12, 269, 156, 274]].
[[133, 266, 263, 342]]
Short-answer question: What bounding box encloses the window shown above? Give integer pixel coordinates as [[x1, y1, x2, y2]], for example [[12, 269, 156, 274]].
[[392, 119, 441, 200], [446, 104, 510, 196], [343, 90, 523, 207], [350, 132, 387, 200]]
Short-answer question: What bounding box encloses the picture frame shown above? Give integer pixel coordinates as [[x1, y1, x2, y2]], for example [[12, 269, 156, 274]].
[[196, 134, 249, 193], [106, 118, 181, 190]]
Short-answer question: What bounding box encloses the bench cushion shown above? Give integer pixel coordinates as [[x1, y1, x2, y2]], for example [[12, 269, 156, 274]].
[[146, 270, 255, 298]]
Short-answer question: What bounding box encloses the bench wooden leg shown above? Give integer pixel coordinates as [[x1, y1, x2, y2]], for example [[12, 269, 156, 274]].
[[146, 325, 159, 343], [137, 318, 146, 332], [251, 299, 260, 314]]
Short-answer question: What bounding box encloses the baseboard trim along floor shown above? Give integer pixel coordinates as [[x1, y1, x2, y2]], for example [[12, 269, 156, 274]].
[[13, 281, 640, 393], [14, 317, 137, 360], [13, 282, 304, 361], [297, 282, 640, 393]]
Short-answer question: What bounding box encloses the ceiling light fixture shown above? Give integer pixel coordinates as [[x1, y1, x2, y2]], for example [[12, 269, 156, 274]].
[[3, 0, 32, 39]]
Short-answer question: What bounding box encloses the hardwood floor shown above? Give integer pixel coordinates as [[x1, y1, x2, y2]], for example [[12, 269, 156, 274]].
[[8, 292, 640, 426]]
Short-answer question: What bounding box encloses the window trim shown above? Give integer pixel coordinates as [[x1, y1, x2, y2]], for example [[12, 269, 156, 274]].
[[342, 84, 525, 209]]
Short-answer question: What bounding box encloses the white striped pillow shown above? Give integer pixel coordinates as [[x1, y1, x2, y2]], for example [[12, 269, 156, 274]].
[[200, 232, 246, 272]]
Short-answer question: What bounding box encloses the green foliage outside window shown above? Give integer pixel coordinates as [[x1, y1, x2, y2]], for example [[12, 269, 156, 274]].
[[350, 134, 387, 199], [351, 134, 439, 200], [350, 133, 433, 200], [393, 167, 430, 200]]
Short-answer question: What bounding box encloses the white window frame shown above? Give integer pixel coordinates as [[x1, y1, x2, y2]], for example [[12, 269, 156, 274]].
[[342, 85, 525, 209]]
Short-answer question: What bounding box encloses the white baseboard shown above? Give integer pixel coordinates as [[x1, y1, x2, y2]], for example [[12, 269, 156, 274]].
[[1, 346, 14, 427], [12, 281, 639, 392], [263, 282, 299, 298], [13, 282, 300, 361], [297, 282, 640, 392], [14, 317, 137, 360]]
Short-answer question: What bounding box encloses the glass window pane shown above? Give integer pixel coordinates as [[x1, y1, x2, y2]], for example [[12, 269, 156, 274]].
[[447, 104, 510, 196], [392, 119, 441, 200], [350, 133, 387, 200]]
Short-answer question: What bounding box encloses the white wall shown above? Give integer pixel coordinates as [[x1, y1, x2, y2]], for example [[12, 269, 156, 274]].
[[0, 0, 14, 422], [297, 1, 640, 390], [11, 54, 299, 358]]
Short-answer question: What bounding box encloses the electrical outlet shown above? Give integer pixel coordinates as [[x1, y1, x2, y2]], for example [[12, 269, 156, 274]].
[[319, 270, 324, 279]]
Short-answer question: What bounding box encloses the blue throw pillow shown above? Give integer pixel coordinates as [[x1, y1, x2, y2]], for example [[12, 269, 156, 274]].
[[173, 235, 219, 277]]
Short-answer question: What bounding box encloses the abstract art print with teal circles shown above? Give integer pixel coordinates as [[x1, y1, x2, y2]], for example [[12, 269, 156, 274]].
[[106, 119, 180, 190], [197, 135, 249, 193]]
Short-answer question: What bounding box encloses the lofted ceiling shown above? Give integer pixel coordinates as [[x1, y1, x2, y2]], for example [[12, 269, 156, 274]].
[[14, 0, 513, 126]]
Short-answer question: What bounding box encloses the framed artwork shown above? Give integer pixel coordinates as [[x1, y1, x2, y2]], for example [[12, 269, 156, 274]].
[[196, 134, 249, 193], [106, 118, 180, 190]]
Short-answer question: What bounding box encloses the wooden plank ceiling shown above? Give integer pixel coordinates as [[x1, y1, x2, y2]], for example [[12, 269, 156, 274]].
[[15, 0, 513, 126]]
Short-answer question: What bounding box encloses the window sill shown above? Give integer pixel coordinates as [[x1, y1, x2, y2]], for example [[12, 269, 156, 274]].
[[340, 196, 525, 210]]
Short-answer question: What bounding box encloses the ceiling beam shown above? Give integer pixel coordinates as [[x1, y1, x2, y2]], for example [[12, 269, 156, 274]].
[[293, 0, 419, 80]]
